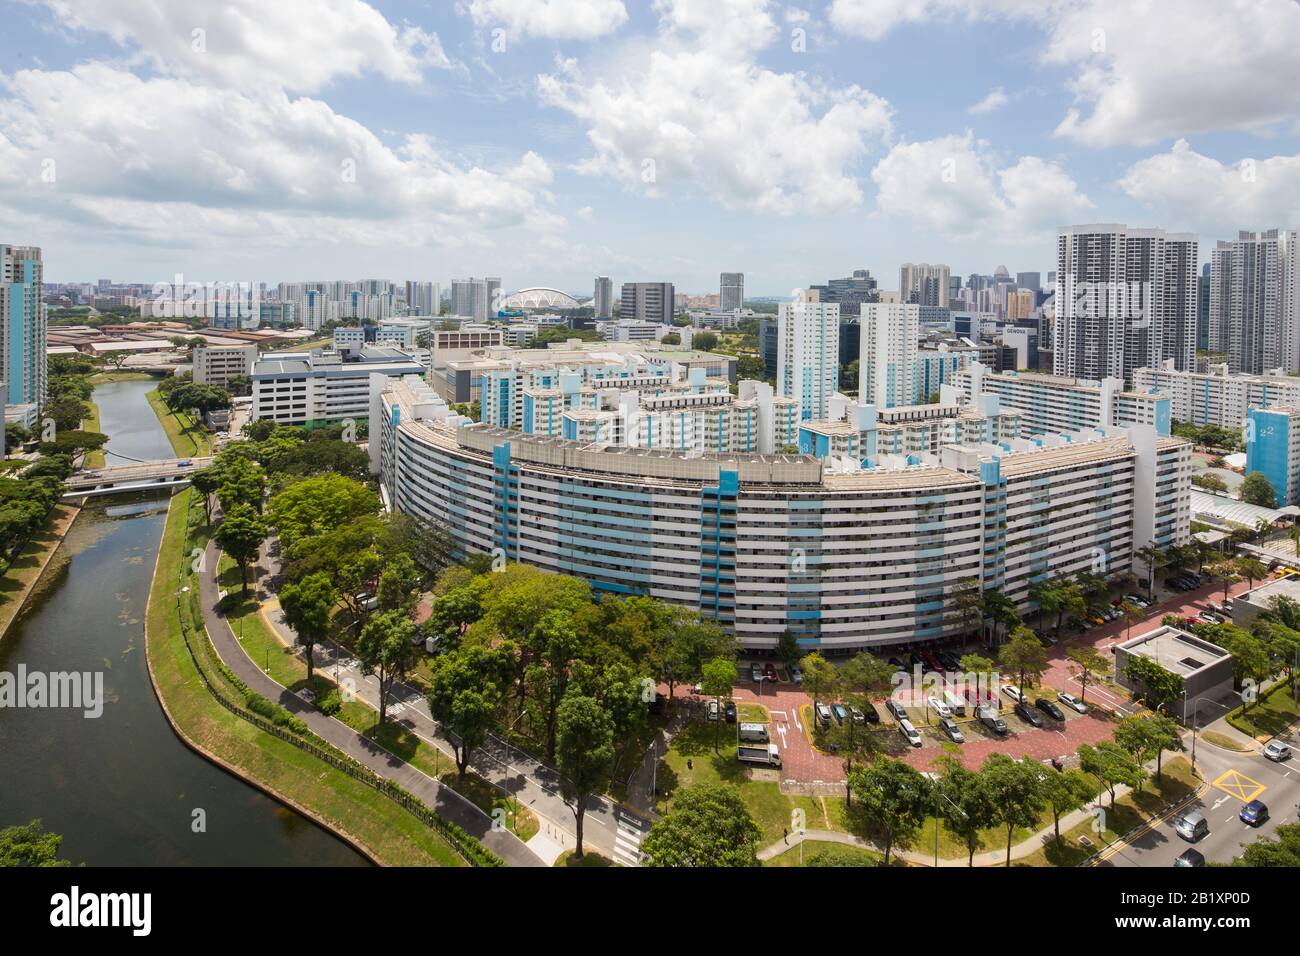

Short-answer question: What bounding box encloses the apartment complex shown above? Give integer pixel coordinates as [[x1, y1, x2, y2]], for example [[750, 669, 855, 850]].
[[1132, 361, 1300, 429], [1, 244, 47, 409], [777, 300, 840, 421], [373, 375, 1191, 650], [1054, 224, 1199, 382], [899, 262, 951, 308], [1245, 406, 1300, 506], [1208, 229, 1300, 374], [193, 344, 258, 388], [858, 303, 918, 410], [251, 346, 425, 426]]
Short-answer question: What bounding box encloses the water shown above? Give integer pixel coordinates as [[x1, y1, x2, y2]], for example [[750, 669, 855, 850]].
[[0, 379, 367, 866], [93, 377, 178, 463]]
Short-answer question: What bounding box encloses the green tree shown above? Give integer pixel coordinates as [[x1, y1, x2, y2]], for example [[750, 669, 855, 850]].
[[934, 757, 997, 866], [997, 625, 1048, 692], [693, 331, 719, 352], [800, 651, 841, 713], [1232, 823, 1300, 867], [700, 656, 737, 754], [191, 467, 223, 525], [775, 629, 801, 669], [426, 643, 515, 779], [1040, 768, 1095, 842], [0, 820, 73, 867], [982, 588, 1020, 646], [267, 474, 380, 549], [213, 502, 267, 594], [1066, 645, 1109, 704], [981, 753, 1047, 866], [642, 784, 761, 867], [376, 552, 421, 612], [1234, 555, 1269, 591], [355, 609, 418, 725], [1078, 741, 1146, 810], [215, 455, 266, 514], [278, 571, 336, 682], [555, 692, 615, 860], [952, 577, 984, 644], [847, 758, 929, 866], [1135, 542, 1165, 600], [1241, 471, 1279, 508]]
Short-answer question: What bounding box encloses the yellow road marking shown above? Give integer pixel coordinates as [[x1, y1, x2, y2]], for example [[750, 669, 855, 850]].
[[1211, 768, 1266, 803]]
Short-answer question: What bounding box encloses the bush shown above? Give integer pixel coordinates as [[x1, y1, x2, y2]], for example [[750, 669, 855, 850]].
[[317, 689, 342, 717], [245, 692, 309, 735]]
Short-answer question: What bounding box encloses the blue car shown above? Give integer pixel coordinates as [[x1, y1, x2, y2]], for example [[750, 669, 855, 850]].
[[1240, 799, 1269, 827]]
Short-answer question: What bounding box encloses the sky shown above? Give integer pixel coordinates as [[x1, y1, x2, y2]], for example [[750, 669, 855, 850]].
[[2, 0, 1299, 296]]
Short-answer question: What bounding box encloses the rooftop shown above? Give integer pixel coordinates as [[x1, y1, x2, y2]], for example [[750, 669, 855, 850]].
[[1118, 626, 1230, 677]]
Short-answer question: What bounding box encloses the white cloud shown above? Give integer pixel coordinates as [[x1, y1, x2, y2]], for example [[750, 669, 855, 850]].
[[870, 133, 1092, 241], [830, 0, 1300, 148], [0, 64, 562, 255], [30, 0, 453, 93], [464, 0, 628, 40], [1118, 139, 1300, 234], [538, 0, 892, 214], [968, 87, 1008, 115]]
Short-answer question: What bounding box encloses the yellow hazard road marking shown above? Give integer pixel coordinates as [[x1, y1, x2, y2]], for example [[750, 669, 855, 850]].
[[1211, 768, 1265, 803]]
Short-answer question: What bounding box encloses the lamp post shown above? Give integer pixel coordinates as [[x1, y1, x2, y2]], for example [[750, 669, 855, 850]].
[[1184, 692, 1234, 775], [933, 787, 966, 869]]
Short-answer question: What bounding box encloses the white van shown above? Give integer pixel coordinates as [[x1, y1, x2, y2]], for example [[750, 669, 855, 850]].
[[942, 690, 966, 716]]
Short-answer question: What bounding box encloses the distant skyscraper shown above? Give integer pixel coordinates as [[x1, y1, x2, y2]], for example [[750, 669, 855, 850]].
[[1015, 272, 1041, 293], [720, 272, 745, 311], [859, 303, 918, 409], [404, 281, 440, 315], [1208, 230, 1300, 374], [1006, 288, 1036, 322], [1054, 224, 1198, 381], [778, 299, 839, 421], [620, 282, 675, 324], [594, 276, 613, 319], [900, 263, 951, 308], [808, 269, 878, 317], [1199, 263, 1211, 353], [451, 278, 491, 322], [0, 244, 46, 408]]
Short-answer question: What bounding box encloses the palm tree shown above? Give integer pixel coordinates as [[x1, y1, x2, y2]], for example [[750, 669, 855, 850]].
[[1234, 556, 1268, 591], [1135, 542, 1164, 601]]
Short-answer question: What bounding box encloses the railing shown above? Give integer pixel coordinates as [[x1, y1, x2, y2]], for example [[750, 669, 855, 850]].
[[169, 493, 502, 867]]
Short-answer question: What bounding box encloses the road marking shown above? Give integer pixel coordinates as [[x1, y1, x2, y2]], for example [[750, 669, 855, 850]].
[[612, 814, 645, 867], [776, 725, 788, 748], [1211, 768, 1266, 803], [1211, 794, 1230, 810]]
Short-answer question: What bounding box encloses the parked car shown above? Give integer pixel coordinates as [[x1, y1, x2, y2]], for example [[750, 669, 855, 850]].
[[938, 651, 961, 670], [1035, 631, 1059, 648], [814, 703, 832, 729], [887, 657, 906, 671], [1174, 848, 1206, 867], [1057, 692, 1088, 714], [1002, 684, 1024, 704], [830, 703, 847, 725], [861, 701, 880, 724], [848, 705, 866, 726], [939, 717, 965, 743], [1197, 612, 1223, 625], [1125, 595, 1149, 608], [724, 700, 737, 724], [764, 662, 778, 683], [1014, 700, 1044, 728], [1035, 698, 1066, 721], [706, 699, 720, 721], [926, 696, 952, 719], [885, 699, 909, 722], [790, 665, 803, 685], [979, 707, 1008, 735], [899, 719, 923, 748], [1263, 739, 1293, 762], [751, 662, 764, 683], [1240, 800, 1270, 827]]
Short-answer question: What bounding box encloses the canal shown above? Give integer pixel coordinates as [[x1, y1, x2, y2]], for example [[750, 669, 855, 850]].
[[0, 377, 367, 866]]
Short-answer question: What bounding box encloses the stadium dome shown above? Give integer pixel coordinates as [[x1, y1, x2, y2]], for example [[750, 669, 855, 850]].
[[499, 287, 582, 310]]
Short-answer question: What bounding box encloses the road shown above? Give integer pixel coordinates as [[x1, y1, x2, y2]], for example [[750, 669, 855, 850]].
[[1098, 727, 1300, 867]]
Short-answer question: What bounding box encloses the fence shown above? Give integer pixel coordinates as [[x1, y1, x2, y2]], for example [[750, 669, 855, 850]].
[[170, 492, 502, 867]]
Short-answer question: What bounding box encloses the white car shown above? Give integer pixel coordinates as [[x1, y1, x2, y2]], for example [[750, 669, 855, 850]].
[[1263, 740, 1292, 762], [790, 665, 803, 685], [706, 699, 719, 721], [926, 696, 952, 718], [1057, 692, 1088, 714], [899, 719, 923, 748], [1002, 684, 1024, 704]]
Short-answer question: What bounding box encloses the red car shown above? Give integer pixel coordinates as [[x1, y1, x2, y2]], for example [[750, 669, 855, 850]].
[[763, 663, 778, 683]]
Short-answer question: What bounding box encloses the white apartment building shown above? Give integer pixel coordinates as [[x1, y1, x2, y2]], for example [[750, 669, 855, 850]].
[[899, 262, 951, 307], [252, 346, 425, 426], [859, 303, 918, 409], [1208, 229, 1300, 374], [956, 364, 1171, 436], [1055, 224, 1199, 382], [777, 300, 840, 421], [193, 344, 258, 388], [1135, 360, 1300, 429]]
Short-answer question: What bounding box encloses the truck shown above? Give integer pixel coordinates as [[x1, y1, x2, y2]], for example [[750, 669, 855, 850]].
[[737, 744, 781, 768], [738, 722, 770, 743]]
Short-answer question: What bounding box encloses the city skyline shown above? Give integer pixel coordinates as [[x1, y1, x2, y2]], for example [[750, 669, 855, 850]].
[[4, 1, 1300, 290]]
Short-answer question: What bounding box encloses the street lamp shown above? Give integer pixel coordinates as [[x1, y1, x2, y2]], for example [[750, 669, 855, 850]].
[[933, 787, 966, 868], [1183, 692, 1234, 774]]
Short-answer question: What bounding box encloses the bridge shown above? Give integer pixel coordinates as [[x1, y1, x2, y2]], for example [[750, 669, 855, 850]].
[[62, 457, 214, 498]]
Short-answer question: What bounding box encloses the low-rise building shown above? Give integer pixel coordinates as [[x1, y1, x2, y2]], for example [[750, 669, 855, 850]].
[[1114, 626, 1235, 722], [193, 344, 258, 388], [252, 345, 425, 426]]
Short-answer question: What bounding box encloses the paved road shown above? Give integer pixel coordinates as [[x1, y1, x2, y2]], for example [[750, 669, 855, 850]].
[[1098, 727, 1300, 867], [240, 536, 650, 865], [197, 539, 543, 867]]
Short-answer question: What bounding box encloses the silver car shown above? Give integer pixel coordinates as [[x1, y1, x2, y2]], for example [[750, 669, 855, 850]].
[[1263, 739, 1293, 762]]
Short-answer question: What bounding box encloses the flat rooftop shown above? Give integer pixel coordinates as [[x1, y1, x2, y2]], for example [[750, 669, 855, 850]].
[[1119, 626, 1229, 677]]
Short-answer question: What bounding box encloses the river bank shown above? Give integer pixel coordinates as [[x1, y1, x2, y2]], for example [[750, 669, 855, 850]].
[[0, 503, 81, 643]]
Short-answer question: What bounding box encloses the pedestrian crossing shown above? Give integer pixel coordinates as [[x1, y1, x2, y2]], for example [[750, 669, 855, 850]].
[[612, 812, 647, 867]]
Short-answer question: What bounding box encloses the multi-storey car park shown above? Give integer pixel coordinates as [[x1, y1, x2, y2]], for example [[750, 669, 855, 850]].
[[372, 374, 1192, 653]]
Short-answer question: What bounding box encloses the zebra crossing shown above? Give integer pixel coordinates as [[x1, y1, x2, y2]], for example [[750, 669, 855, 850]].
[[611, 811, 648, 867]]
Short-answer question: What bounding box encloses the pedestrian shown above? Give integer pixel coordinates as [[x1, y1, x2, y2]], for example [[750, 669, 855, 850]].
[[687, 758, 693, 771], [783, 827, 788, 846]]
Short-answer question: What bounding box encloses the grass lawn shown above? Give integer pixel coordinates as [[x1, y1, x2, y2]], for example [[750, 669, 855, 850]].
[[1015, 757, 1200, 867], [146, 388, 212, 457], [86, 371, 155, 385], [654, 720, 835, 846], [437, 771, 540, 842], [766, 840, 886, 867], [82, 398, 106, 469], [737, 702, 770, 723], [1200, 730, 1253, 752], [0, 504, 80, 640], [148, 490, 463, 866], [1227, 681, 1300, 740], [553, 850, 613, 867]]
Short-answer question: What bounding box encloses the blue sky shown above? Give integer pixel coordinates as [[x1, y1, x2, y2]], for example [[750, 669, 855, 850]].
[[2, 0, 1299, 296]]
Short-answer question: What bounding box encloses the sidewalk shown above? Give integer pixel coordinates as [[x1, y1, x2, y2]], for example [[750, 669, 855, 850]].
[[199, 539, 542, 867]]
